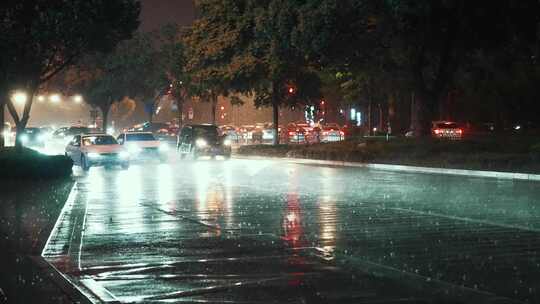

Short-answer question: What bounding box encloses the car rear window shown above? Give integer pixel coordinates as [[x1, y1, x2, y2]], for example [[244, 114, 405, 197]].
[[83, 135, 117, 146], [436, 123, 459, 129], [193, 126, 218, 138], [126, 133, 156, 141]]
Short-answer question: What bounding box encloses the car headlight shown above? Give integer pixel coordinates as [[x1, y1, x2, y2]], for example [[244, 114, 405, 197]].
[[119, 151, 130, 159], [159, 144, 169, 151], [128, 145, 141, 154], [88, 152, 100, 158], [20, 134, 28, 143], [195, 138, 207, 147], [223, 139, 231, 146]]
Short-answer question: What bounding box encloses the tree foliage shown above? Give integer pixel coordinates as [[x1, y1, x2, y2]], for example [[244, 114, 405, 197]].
[[185, 0, 322, 143], [0, 0, 140, 147], [291, 0, 540, 135]]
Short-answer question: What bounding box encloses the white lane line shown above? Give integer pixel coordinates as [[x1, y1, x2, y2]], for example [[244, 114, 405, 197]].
[[78, 196, 89, 271], [42, 183, 77, 257], [389, 207, 540, 233]]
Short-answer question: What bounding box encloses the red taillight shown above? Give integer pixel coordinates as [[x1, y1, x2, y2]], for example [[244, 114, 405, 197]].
[[340, 131, 344, 136], [434, 129, 441, 134], [288, 131, 295, 135], [457, 129, 463, 134], [322, 131, 328, 135]]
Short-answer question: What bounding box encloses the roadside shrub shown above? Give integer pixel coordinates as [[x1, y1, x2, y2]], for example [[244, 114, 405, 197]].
[[0, 148, 73, 179]]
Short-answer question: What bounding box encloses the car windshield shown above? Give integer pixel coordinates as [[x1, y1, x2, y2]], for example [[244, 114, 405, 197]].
[[66, 127, 90, 136], [436, 122, 459, 129], [126, 133, 156, 141], [82, 135, 117, 146], [193, 126, 218, 138]]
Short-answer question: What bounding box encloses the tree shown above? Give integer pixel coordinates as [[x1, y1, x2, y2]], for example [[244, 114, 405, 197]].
[[185, 0, 321, 144], [120, 33, 167, 123], [159, 24, 196, 128], [0, 0, 140, 148], [292, 0, 540, 136], [183, 2, 238, 126]]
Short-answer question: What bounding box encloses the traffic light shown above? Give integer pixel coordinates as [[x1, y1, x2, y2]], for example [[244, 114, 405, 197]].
[[288, 86, 295, 94]]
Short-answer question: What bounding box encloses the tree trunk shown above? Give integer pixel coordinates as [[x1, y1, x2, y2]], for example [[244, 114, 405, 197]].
[[14, 123, 24, 151], [272, 90, 280, 146], [0, 101, 5, 148], [101, 105, 110, 133], [177, 99, 183, 128], [367, 99, 372, 136], [148, 105, 154, 124], [211, 94, 217, 125]]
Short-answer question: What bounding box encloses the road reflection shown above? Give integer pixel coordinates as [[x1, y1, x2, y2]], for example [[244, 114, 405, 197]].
[[318, 168, 339, 260]]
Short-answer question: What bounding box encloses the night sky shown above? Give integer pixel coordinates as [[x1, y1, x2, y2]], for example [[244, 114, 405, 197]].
[[139, 0, 195, 31]]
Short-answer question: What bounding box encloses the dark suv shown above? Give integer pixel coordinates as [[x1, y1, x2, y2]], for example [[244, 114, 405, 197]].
[[177, 124, 231, 159]]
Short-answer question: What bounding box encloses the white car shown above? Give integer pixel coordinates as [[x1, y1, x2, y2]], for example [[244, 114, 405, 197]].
[[116, 132, 169, 162], [65, 134, 129, 171]]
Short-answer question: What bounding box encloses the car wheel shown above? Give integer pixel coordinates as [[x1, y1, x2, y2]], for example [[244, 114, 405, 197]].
[[121, 162, 130, 170], [81, 155, 90, 171]]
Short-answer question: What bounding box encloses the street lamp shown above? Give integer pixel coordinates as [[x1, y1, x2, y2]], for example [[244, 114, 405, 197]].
[[37, 95, 45, 102], [73, 95, 83, 103], [49, 94, 61, 103], [12, 92, 27, 105]]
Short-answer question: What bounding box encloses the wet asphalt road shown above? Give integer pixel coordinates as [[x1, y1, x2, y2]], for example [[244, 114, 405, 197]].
[[43, 155, 540, 303]]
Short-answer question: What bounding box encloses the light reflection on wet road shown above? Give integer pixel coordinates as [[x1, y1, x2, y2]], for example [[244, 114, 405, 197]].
[[43, 158, 540, 303]]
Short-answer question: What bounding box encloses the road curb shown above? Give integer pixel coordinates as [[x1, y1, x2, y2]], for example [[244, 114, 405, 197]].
[[29, 256, 94, 304], [234, 155, 540, 181], [39, 183, 98, 304]]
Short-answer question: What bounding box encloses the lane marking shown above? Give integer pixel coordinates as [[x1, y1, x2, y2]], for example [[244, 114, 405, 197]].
[[389, 207, 540, 233], [42, 183, 78, 257], [78, 197, 89, 271]]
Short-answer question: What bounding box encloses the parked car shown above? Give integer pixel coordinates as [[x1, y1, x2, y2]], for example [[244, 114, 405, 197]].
[[341, 124, 364, 139], [19, 127, 47, 147], [177, 124, 231, 159], [238, 125, 255, 143], [284, 123, 307, 144], [251, 126, 264, 143], [220, 125, 241, 143], [261, 124, 278, 143], [431, 121, 463, 139], [320, 124, 344, 142], [117, 132, 168, 162], [65, 134, 129, 171]]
